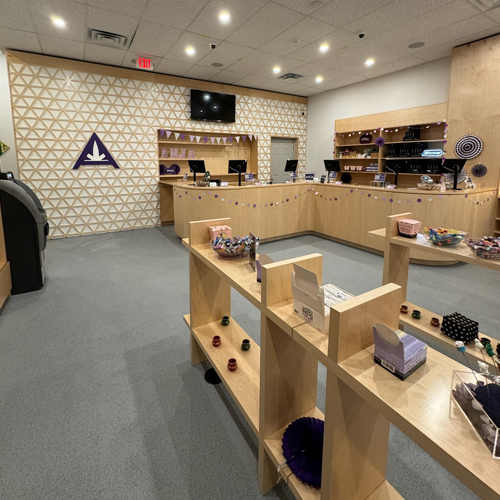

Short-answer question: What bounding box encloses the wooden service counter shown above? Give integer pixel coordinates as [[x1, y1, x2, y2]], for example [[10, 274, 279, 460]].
[[160, 180, 497, 264]]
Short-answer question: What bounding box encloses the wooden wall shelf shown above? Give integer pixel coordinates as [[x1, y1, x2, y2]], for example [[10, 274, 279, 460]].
[[184, 217, 500, 500]]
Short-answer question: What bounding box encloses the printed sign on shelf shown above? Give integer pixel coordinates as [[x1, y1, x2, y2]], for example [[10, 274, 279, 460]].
[[374, 173, 386, 183], [73, 133, 120, 170], [305, 173, 314, 181], [290, 171, 297, 179], [245, 173, 254, 181], [328, 171, 337, 181]]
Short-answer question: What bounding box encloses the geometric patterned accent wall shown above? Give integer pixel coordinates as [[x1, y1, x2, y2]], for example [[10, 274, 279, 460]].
[[8, 62, 307, 239]]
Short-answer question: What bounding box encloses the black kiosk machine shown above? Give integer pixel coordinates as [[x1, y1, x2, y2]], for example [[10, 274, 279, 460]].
[[228, 159, 247, 186], [285, 159, 298, 182], [0, 172, 49, 294]]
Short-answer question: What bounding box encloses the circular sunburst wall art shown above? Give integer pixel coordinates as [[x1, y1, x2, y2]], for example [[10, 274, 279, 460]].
[[454, 135, 483, 159], [471, 163, 487, 177]]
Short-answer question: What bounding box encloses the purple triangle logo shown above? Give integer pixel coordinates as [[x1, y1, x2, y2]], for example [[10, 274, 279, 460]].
[[73, 133, 120, 170]]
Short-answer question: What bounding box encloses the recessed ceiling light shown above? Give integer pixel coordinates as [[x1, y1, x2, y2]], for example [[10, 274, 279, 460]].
[[219, 12, 230, 23], [186, 46, 196, 56], [273, 66, 281, 74], [315, 76, 323, 83], [408, 42, 425, 49], [319, 44, 329, 53], [365, 58, 375, 67], [52, 17, 66, 28]]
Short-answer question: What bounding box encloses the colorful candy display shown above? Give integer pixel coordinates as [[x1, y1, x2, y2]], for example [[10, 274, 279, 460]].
[[423, 227, 468, 247], [210, 236, 251, 258], [468, 236, 500, 259]]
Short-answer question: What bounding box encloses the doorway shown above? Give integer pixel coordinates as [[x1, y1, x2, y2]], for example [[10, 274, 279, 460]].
[[270, 137, 296, 184]]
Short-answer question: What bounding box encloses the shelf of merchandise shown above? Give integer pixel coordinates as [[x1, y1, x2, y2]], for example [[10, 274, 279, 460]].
[[337, 157, 378, 161], [371, 213, 500, 369], [384, 139, 444, 144], [382, 157, 443, 160], [0, 202, 11, 310], [184, 216, 500, 500]]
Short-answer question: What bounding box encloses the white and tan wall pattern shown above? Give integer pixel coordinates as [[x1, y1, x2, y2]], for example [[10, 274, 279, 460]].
[[8, 61, 307, 238]]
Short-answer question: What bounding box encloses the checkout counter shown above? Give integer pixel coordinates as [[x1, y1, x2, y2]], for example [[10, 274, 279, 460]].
[[159, 178, 497, 264]]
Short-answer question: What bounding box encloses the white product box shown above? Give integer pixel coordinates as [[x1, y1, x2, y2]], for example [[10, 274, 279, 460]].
[[291, 264, 353, 334]]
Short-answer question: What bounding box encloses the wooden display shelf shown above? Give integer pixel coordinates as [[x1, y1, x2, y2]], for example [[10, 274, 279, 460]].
[[191, 317, 260, 434], [158, 158, 190, 161], [384, 139, 444, 144], [336, 345, 500, 500], [337, 157, 379, 161], [263, 406, 324, 500], [382, 157, 443, 160], [342, 171, 378, 174], [336, 142, 377, 147], [383, 172, 440, 175], [399, 301, 497, 368]]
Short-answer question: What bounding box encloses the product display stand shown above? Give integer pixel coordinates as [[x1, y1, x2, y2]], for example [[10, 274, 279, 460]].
[[371, 213, 500, 367], [184, 217, 500, 500]]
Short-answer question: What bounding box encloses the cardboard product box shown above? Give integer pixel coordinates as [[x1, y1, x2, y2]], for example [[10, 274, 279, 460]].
[[208, 225, 232, 240], [291, 264, 354, 334], [373, 323, 428, 380]]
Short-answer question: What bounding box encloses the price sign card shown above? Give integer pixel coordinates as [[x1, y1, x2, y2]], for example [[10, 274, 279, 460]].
[[290, 171, 297, 179], [305, 173, 314, 181], [374, 173, 386, 183], [245, 173, 254, 181]]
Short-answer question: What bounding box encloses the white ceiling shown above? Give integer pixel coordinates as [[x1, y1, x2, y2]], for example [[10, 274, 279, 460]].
[[0, 0, 499, 97]]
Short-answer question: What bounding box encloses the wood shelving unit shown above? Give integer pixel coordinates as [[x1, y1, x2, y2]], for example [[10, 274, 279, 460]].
[[0, 201, 11, 310], [184, 216, 500, 500], [373, 212, 500, 369], [334, 121, 446, 189], [157, 129, 258, 177]]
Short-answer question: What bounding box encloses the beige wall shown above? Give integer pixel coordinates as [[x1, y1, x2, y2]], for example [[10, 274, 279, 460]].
[[8, 59, 307, 238]]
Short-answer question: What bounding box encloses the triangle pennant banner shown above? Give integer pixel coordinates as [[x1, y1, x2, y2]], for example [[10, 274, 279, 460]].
[[235, 137, 240, 143], [73, 132, 120, 170], [189, 135, 195, 142], [179, 133, 185, 141], [222, 137, 227, 144], [248, 134, 253, 141], [210, 137, 216, 144], [228, 137, 233, 144], [166, 131, 172, 139], [242, 135, 246, 142], [160, 129, 165, 137], [204, 137, 208, 144], [174, 132, 180, 140]]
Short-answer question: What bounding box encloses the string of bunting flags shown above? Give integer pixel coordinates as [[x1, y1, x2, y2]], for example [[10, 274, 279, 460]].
[[173, 186, 492, 207], [159, 130, 256, 144]]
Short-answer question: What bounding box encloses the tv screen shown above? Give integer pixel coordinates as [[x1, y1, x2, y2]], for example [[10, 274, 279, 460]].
[[190, 89, 236, 123]]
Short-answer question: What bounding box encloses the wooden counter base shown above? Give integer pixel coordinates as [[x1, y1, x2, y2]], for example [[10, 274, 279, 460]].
[[161, 181, 496, 264]]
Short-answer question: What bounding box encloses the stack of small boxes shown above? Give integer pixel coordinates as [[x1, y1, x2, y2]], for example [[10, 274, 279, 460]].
[[441, 312, 479, 344]]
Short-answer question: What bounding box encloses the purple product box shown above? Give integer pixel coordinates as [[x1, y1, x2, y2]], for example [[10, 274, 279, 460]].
[[373, 323, 428, 380]]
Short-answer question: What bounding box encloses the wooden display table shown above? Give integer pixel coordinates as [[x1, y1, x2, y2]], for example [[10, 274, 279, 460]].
[[184, 217, 500, 500], [164, 180, 496, 264], [372, 213, 500, 369]]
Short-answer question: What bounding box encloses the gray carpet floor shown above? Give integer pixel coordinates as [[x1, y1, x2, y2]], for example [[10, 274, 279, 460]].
[[0, 225, 494, 500]]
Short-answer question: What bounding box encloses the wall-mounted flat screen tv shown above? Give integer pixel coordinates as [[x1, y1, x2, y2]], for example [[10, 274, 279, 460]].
[[190, 89, 236, 123]]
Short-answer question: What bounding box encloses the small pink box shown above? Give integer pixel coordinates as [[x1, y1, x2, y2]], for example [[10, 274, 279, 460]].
[[344, 166, 351, 171], [397, 219, 421, 238], [209, 225, 232, 240], [356, 166, 364, 171]]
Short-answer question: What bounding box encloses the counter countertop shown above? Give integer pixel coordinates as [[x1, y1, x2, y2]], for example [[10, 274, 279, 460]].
[[159, 180, 496, 196]]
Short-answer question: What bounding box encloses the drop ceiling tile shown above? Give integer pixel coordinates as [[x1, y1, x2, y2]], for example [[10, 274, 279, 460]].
[[128, 20, 182, 57], [295, 86, 326, 96], [84, 43, 126, 66], [187, 0, 267, 40], [209, 69, 247, 84], [225, 50, 277, 73], [276, 82, 309, 94], [143, 0, 207, 31], [288, 28, 360, 63], [411, 44, 455, 62], [273, 0, 333, 15], [250, 55, 306, 78], [87, 0, 149, 18], [291, 62, 328, 77], [86, 6, 139, 38], [121, 52, 162, 70], [226, 3, 304, 49], [164, 31, 222, 64], [259, 17, 336, 56], [254, 79, 290, 91], [28, 0, 87, 41], [397, 14, 497, 51], [343, 0, 459, 37], [232, 74, 269, 87], [485, 7, 500, 23], [39, 34, 84, 59], [155, 58, 193, 76], [310, 0, 393, 27], [183, 64, 222, 80], [319, 73, 366, 90], [197, 41, 253, 69], [0, 26, 41, 52], [0, 0, 35, 32], [354, 54, 426, 78]]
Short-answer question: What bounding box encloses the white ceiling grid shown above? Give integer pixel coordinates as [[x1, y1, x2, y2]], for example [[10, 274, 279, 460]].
[[0, 0, 498, 95]]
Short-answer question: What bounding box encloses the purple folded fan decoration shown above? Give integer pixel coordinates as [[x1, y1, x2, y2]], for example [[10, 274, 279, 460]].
[[282, 417, 324, 487]]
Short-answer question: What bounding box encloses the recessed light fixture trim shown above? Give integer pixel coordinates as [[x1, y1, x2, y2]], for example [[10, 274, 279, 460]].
[[52, 17, 66, 28], [365, 58, 375, 66], [315, 76, 323, 83], [319, 44, 329, 53], [273, 66, 281, 74], [219, 12, 230, 23], [186, 46, 196, 56]]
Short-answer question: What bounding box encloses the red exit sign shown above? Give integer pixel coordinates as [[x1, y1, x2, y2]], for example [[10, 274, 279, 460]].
[[136, 57, 152, 71]]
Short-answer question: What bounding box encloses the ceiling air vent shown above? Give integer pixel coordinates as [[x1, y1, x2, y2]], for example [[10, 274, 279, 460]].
[[278, 73, 303, 80], [87, 29, 132, 50], [468, 0, 500, 11]]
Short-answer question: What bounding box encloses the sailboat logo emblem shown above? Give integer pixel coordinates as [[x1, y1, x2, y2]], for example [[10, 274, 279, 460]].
[[73, 133, 120, 169]]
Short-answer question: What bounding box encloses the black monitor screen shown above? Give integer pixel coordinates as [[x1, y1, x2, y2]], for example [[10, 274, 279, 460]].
[[228, 160, 247, 174], [284, 159, 298, 172], [190, 89, 236, 123], [324, 160, 340, 172], [188, 160, 206, 173], [441, 158, 467, 173]]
